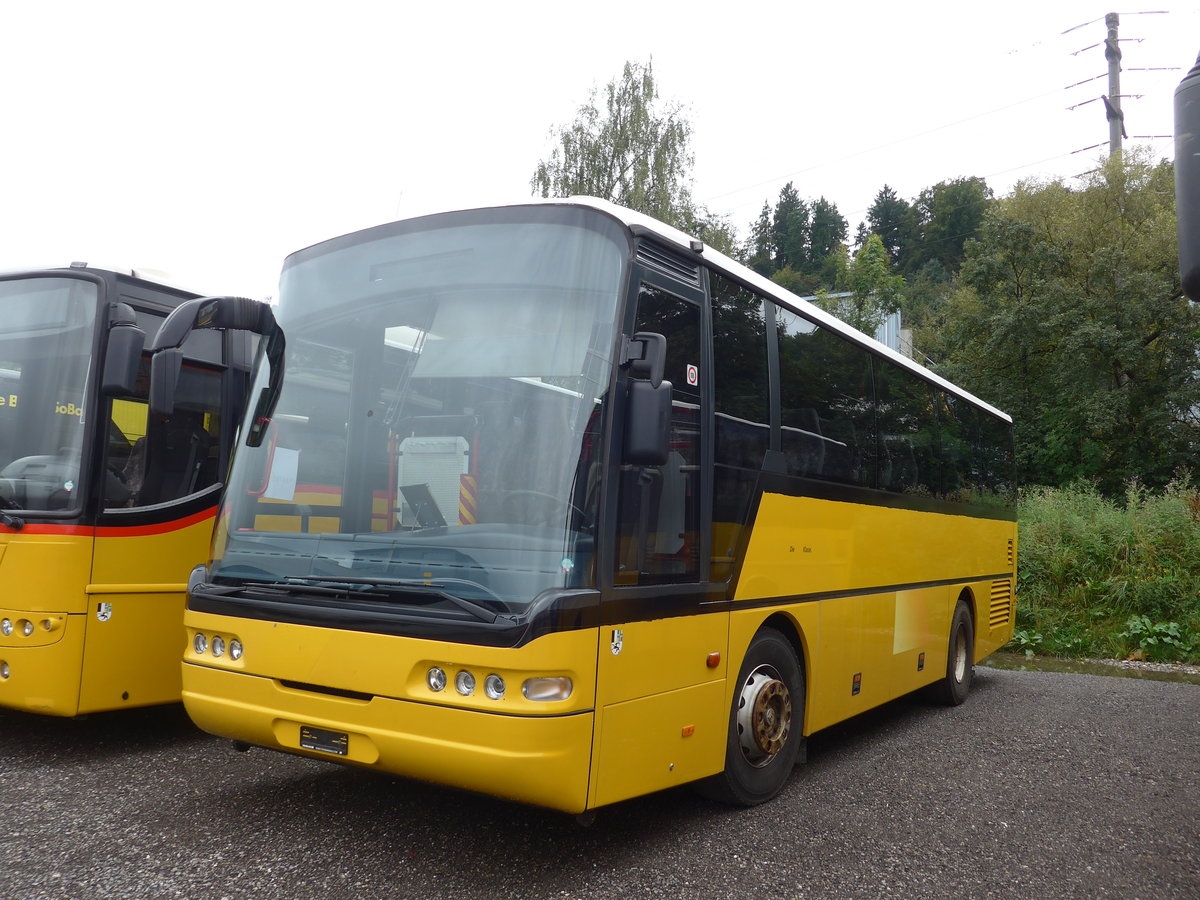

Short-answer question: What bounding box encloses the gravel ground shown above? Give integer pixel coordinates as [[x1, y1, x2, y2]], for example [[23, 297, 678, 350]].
[[1, 666, 1196, 899]]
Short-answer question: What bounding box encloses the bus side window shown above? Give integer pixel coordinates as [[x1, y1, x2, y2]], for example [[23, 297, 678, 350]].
[[615, 282, 701, 585], [710, 272, 769, 581], [105, 359, 223, 509], [775, 305, 874, 488]]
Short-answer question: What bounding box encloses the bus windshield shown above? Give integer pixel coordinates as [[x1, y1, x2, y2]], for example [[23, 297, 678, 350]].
[[212, 209, 627, 612], [0, 277, 98, 512]]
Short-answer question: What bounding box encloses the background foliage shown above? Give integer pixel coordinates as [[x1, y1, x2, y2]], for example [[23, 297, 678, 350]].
[[1015, 482, 1200, 663]]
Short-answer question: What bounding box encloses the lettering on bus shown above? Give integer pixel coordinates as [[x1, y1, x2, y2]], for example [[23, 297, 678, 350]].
[[0, 394, 16, 408]]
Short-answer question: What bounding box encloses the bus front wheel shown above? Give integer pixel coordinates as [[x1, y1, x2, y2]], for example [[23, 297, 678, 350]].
[[930, 600, 974, 706], [697, 627, 805, 806]]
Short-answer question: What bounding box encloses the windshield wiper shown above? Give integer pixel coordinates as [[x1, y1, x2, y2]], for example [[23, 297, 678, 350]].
[[0, 511, 24, 530], [278, 576, 503, 624]]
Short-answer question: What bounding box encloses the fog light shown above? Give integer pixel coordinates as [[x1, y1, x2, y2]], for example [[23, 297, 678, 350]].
[[522, 676, 573, 702], [454, 670, 475, 696], [20, 620, 33, 637], [229, 640, 243, 661], [41, 619, 53, 632], [193, 633, 207, 655], [0, 661, 8, 679], [1, 619, 11, 636], [211, 636, 226, 657], [484, 674, 505, 700], [427, 667, 446, 692]]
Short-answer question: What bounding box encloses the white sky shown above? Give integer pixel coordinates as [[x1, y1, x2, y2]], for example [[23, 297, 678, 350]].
[[1, 1, 1197, 298]]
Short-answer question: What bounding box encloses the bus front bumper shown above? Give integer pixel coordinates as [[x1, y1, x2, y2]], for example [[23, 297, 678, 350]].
[[182, 661, 596, 814]]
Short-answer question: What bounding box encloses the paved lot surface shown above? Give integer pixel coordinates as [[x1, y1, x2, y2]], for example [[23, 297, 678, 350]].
[[1, 667, 1197, 899]]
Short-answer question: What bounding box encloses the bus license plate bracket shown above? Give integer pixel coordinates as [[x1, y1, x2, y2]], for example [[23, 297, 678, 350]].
[[299, 725, 348, 756]]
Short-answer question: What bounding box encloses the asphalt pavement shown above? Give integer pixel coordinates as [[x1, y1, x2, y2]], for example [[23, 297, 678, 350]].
[[1, 666, 1196, 899]]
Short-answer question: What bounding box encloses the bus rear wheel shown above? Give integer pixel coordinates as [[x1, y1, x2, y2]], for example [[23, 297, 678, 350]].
[[697, 628, 804, 806], [931, 600, 974, 706]]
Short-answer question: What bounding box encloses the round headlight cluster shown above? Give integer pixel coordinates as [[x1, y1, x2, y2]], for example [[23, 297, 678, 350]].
[[425, 666, 507, 701], [193, 632, 242, 661]]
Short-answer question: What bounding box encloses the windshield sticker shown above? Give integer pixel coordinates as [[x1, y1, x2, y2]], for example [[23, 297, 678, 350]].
[[264, 447, 300, 501], [611, 629, 623, 655], [96, 602, 112, 622]]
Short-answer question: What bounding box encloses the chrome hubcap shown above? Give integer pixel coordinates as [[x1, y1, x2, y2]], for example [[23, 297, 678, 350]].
[[953, 630, 968, 682], [736, 664, 792, 768]]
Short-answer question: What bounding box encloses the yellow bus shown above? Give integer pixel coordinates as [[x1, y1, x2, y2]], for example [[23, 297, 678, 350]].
[[157, 199, 1016, 813], [0, 265, 253, 716]]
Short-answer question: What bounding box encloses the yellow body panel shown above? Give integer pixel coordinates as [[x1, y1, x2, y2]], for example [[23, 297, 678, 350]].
[[590, 613, 729, 806], [182, 610, 599, 812], [0, 513, 214, 716], [728, 494, 1017, 734]]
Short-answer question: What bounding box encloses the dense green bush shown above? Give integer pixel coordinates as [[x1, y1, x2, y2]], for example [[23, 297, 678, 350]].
[[1012, 481, 1200, 662]]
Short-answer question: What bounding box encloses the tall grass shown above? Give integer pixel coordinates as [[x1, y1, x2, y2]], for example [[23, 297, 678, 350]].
[[1013, 480, 1200, 662]]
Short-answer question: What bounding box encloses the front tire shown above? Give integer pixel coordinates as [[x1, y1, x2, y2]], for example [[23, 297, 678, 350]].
[[698, 628, 804, 806], [931, 600, 974, 706]]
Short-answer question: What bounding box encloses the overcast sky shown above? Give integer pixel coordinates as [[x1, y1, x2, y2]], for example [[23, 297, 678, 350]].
[[1, 1, 1197, 298]]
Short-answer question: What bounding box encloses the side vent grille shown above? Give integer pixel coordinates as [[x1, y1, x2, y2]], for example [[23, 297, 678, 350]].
[[636, 243, 701, 288], [989, 579, 1013, 630]]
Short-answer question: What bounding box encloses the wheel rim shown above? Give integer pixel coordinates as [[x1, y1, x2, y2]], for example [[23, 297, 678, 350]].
[[952, 628, 968, 682], [735, 663, 792, 768]]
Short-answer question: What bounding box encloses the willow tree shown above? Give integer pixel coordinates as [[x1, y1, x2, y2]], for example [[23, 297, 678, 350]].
[[531, 60, 697, 230]]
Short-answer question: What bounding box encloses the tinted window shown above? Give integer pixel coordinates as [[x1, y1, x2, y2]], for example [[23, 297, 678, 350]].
[[875, 362, 939, 495], [775, 305, 874, 486]]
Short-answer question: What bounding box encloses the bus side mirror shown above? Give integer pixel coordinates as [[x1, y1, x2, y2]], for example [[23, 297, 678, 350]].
[[101, 323, 146, 397], [1176, 53, 1200, 301], [621, 331, 671, 465], [148, 296, 284, 433], [624, 380, 672, 466], [149, 347, 184, 417]]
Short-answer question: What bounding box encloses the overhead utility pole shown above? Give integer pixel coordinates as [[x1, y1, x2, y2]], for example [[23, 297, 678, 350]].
[[1103, 12, 1126, 156]]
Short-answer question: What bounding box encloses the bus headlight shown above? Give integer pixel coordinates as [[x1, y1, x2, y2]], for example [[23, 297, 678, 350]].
[[454, 670, 475, 696], [522, 676, 573, 702], [1, 619, 12, 636], [229, 640, 243, 661], [211, 636, 226, 658], [426, 667, 447, 692], [484, 674, 505, 700], [193, 633, 208, 655], [20, 620, 33, 637]]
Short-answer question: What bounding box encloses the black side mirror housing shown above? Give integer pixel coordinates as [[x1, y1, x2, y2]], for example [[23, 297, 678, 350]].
[[101, 322, 145, 396]]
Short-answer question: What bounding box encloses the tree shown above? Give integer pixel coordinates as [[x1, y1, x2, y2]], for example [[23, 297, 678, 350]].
[[744, 202, 775, 276], [771, 182, 809, 273], [814, 233, 904, 333], [806, 196, 848, 280], [906, 176, 992, 276], [927, 151, 1199, 493], [531, 60, 696, 228], [861, 184, 915, 264]]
